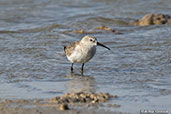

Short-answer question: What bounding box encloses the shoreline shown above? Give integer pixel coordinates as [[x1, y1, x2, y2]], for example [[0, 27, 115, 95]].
[[0, 97, 128, 114]]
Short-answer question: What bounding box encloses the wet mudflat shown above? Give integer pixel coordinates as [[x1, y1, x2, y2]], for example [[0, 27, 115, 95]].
[[0, 0, 171, 114]]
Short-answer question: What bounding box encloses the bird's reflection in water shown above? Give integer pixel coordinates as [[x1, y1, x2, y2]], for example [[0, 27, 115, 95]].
[[66, 73, 96, 93]]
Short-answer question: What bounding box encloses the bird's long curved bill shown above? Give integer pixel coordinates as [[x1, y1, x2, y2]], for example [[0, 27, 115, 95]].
[[97, 42, 111, 50]]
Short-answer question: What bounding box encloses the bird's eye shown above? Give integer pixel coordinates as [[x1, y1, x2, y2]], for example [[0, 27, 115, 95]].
[[90, 39, 93, 42]]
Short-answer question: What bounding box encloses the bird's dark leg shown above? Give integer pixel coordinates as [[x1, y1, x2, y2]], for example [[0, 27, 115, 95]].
[[81, 63, 84, 74], [71, 63, 74, 73]]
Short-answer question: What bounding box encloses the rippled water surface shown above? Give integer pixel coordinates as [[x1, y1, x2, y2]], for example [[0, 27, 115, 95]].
[[0, 0, 171, 113]]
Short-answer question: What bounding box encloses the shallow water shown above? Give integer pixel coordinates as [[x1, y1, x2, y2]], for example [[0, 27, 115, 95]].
[[0, 0, 171, 113]]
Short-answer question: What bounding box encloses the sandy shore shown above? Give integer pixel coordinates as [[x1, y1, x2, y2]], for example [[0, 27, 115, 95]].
[[0, 99, 127, 114], [0, 92, 128, 114]]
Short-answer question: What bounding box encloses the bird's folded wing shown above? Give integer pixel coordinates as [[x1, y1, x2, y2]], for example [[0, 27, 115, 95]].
[[64, 41, 80, 56]]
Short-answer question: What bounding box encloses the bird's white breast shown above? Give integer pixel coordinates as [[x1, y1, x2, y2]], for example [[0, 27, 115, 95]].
[[68, 45, 96, 64]]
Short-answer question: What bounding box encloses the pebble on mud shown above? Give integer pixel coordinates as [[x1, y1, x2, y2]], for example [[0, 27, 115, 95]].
[[59, 103, 69, 110], [130, 13, 171, 26]]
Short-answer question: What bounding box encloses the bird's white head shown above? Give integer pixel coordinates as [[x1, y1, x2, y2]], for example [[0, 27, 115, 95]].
[[81, 36, 97, 47], [81, 35, 111, 50]]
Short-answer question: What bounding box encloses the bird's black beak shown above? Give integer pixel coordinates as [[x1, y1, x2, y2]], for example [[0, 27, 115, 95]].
[[97, 42, 111, 50]]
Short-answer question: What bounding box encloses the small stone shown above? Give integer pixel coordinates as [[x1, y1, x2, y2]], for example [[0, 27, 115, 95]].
[[92, 100, 96, 103], [81, 98, 86, 103], [80, 93, 86, 98], [90, 94, 95, 99], [59, 103, 69, 110]]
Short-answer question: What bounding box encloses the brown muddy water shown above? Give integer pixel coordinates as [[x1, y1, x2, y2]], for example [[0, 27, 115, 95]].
[[0, 0, 171, 113]]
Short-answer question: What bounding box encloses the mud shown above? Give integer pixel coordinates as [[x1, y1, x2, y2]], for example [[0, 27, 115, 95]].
[[0, 92, 124, 114], [49, 92, 117, 105], [130, 13, 171, 26], [68, 26, 122, 34], [96, 26, 122, 34]]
